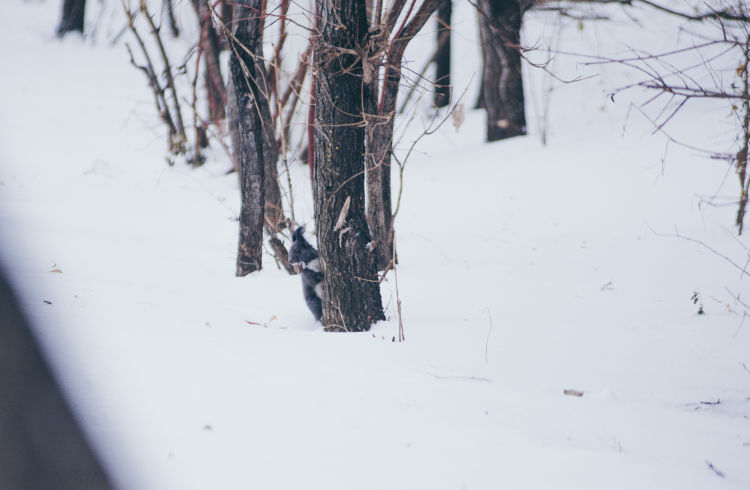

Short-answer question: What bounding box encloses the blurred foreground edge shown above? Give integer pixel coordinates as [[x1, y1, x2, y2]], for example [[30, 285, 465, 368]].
[[0, 266, 113, 489]]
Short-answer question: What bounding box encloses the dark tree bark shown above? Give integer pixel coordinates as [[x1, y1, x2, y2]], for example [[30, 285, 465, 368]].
[[225, 2, 286, 235], [434, 0, 452, 108], [230, 0, 266, 276], [254, 40, 287, 234], [57, 0, 86, 37], [477, 0, 527, 141], [314, 0, 385, 331]]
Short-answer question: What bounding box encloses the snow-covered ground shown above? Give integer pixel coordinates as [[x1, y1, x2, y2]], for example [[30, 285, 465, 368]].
[[1, 1, 749, 489]]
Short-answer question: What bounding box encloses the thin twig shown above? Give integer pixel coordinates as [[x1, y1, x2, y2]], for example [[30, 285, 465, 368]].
[[484, 308, 493, 364], [393, 233, 405, 342], [647, 224, 750, 280]]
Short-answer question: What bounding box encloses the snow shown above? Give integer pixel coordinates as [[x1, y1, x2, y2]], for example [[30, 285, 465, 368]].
[[1, 1, 749, 489]]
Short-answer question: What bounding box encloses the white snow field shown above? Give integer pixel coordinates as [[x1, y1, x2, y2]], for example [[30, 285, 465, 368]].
[[1, 1, 749, 489]]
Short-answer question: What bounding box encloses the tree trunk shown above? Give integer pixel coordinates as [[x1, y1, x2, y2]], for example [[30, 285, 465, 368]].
[[736, 38, 750, 234], [225, 2, 285, 234], [365, 0, 439, 270], [365, 89, 395, 272], [57, 0, 86, 37], [230, 0, 266, 276], [254, 41, 287, 234], [434, 0, 452, 108], [474, 11, 486, 110], [314, 0, 384, 331], [198, 0, 226, 124], [226, 75, 240, 172], [477, 0, 526, 141]]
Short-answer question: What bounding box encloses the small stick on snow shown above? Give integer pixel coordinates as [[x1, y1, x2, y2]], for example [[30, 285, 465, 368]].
[[705, 461, 726, 479], [421, 372, 491, 383], [699, 399, 721, 405]]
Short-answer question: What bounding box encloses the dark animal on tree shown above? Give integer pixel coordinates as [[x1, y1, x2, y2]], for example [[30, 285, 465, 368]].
[[288, 227, 323, 321]]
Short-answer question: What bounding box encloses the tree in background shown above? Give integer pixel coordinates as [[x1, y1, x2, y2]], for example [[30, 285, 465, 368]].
[[434, 0, 452, 108], [476, 0, 530, 141], [57, 0, 86, 37], [192, 0, 226, 126]]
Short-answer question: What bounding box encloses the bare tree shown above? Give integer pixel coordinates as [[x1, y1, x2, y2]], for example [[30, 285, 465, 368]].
[[253, 33, 286, 236], [121, 0, 306, 273], [476, 0, 531, 141], [122, 0, 188, 159], [363, 0, 442, 270], [220, 0, 291, 235], [313, 0, 385, 331], [229, 0, 266, 276]]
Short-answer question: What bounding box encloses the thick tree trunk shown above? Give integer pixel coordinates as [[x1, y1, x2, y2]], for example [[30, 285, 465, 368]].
[[477, 0, 526, 141], [314, 0, 384, 331], [57, 0, 86, 37], [225, 3, 285, 233], [230, 0, 266, 276], [434, 0, 452, 108]]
